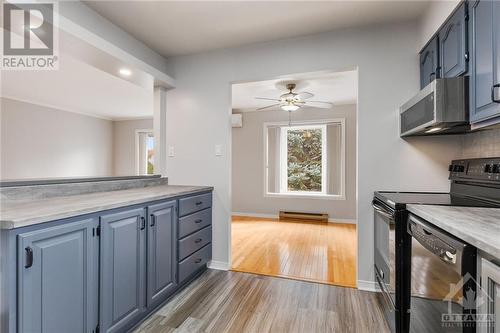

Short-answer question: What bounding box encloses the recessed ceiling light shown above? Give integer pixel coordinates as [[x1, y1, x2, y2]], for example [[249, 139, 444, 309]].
[[119, 68, 132, 77]]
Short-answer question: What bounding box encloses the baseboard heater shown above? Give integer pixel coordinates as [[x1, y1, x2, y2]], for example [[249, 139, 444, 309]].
[[279, 211, 328, 222]]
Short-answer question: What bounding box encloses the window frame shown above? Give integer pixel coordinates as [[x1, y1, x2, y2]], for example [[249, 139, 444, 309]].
[[263, 119, 346, 200]]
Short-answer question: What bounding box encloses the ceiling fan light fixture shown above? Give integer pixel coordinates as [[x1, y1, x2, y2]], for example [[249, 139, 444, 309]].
[[280, 103, 300, 112]]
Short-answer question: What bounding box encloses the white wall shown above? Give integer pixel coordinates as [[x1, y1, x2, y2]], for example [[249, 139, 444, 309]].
[[165, 22, 464, 283], [0, 98, 113, 179], [418, 0, 460, 49], [232, 104, 357, 221], [113, 118, 154, 176]]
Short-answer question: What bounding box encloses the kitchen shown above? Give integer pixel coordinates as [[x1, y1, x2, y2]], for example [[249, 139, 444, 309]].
[[1, 1, 499, 333]]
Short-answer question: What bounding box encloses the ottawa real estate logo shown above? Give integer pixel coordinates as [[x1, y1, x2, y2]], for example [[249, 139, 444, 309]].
[[1, 1, 59, 70]]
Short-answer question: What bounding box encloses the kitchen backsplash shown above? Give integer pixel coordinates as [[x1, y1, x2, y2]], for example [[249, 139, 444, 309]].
[[462, 128, 500, 158]]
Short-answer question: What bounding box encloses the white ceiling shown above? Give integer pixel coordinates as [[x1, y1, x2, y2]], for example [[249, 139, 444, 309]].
[[232, 70, 357, 112], [85, 1, 430, 58], [1, 54, 154, 120]]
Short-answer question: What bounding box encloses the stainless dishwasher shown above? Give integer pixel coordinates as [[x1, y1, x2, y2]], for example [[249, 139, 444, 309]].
[[407, 214, 477, 333]]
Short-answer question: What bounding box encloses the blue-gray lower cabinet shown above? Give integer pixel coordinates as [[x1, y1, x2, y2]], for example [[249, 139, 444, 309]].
[[17, 217, 99, 333], [470, 0, 500, 124], [147, 200, 178, 307], [7, 191, 212, 333], [100, 208, 147, 333]]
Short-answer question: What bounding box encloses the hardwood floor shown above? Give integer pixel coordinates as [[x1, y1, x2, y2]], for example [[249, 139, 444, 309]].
[[134, 270, 389, 333], [231, 216, 357, 287]]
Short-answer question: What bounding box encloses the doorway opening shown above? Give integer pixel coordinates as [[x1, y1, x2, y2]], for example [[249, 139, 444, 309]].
[[230, 70, 358, 287]]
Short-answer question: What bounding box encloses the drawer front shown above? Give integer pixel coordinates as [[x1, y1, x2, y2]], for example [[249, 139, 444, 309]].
[[179, 208, 212, 239], [178, 244, 212, 283], [179, 193, 212, 216], [178, 226, 212, 260]]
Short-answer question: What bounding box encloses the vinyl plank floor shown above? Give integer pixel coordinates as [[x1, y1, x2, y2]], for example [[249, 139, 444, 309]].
[[133, 270, 390, 333]]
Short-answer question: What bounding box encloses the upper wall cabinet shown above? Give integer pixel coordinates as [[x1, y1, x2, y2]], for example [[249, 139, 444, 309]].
[[470, 0, 500, 124], [439, 2, 468, 78], [420, 36, 439, 88], [419, 2, 468, 89]]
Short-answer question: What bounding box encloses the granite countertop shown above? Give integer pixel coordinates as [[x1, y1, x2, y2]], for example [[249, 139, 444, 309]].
[[407, 204, 500, 258], [0, 185, 213, 230]]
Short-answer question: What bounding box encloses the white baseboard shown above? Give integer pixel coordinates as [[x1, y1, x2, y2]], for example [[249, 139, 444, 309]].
[[328, 218, 357, 224], [357, 279, 379, 292], [207, 260, 230, 271], [232, 212, 278, 219], [232, 212, 356, 224]]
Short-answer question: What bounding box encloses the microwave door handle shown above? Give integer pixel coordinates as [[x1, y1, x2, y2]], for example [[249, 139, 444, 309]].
[[492, 83, 500, 103]]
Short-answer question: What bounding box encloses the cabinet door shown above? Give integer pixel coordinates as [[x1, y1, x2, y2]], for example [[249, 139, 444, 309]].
[[100, 208, 146, 333], [470, 0, 500, 123], [480, 259, 500, 333], [439, 2, 468, 78], [147, 200, 177, 306], [18, 217, 98, 333], [420, 36, 439, 88]]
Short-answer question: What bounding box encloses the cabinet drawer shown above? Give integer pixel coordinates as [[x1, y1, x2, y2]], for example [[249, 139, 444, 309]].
[[178, 226, 212, 260], [178, 244, 211, 283], [179, 193, 212, 216], [179, 208, 212, 239]]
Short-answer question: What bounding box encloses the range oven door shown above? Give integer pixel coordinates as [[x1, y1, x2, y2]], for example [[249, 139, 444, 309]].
[[373, 199, 397, 332]]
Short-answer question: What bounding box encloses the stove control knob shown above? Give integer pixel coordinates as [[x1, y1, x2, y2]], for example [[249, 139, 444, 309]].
[[484, 164, 493, 174], [493, 164, 500, 174]]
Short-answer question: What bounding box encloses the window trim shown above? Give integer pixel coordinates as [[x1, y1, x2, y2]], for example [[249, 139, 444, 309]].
[[263, 118, 346, 200]]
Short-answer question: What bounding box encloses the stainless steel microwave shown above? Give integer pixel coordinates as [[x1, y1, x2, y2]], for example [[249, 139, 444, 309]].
[[399, 77, 469, 137]]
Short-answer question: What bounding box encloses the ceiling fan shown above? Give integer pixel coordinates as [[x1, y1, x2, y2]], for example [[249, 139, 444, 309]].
[[255, 83, 333, 111]]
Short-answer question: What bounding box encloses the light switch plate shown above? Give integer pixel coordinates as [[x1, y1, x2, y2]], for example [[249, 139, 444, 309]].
[[168, 146, 175, 157], [215, 145, 222, 156]]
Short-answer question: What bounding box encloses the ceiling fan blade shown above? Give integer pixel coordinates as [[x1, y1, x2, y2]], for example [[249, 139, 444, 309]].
[[255, 97, 281, 102], [296, 92, 314, 100], [257, 103, 281, 111], [304, 100, 333, 109]]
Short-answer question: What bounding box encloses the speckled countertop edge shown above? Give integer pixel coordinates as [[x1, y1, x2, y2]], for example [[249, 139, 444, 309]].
[[407, 204, 500, 259], [0, 185, 213, 230]]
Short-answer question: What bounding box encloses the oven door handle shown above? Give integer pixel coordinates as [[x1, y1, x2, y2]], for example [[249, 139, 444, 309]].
[[375, 269, 396, 312], [372, 201, 395, 220]]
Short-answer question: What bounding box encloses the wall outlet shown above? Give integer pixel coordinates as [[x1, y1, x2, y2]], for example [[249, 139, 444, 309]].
[[168, 146, 175, 157], [215, 145, 222, 156]]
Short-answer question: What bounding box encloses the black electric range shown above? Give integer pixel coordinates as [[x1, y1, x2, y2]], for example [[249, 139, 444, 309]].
[[373, 157, 500, 333]]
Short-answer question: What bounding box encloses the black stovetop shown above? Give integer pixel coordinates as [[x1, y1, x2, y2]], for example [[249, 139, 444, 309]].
[[374, 191, 500, 210]]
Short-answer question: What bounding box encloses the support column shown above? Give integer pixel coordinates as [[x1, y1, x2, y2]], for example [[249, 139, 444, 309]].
[[153, 87, 167, 177]]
